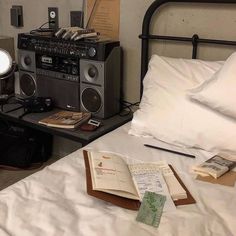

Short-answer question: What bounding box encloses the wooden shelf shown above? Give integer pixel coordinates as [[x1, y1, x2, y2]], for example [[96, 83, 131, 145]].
[[0, 104, 132, 146]]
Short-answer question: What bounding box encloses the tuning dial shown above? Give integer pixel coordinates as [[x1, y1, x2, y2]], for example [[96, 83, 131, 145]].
[[88, 47, 96, 58]]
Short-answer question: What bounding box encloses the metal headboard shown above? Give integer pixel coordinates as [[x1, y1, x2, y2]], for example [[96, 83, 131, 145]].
[[139, 0, 236, 97]]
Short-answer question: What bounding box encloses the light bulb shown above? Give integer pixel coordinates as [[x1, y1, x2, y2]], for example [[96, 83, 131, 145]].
[[0, 49, 12, 76]]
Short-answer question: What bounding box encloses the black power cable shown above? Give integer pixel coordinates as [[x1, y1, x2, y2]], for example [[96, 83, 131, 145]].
[[30, 20, 56, 34], [119, 100, 140, 117]]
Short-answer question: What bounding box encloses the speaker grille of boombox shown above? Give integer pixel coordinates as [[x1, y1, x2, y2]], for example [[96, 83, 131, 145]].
[[81, 87, 102, 113], [19, 72, 36, 97], [18, 50, 37, 97], [80, 47, 121, 119], [37, 74, 80, 111]]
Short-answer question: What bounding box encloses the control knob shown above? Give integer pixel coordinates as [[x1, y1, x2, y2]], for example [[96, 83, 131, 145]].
[[70, 50, 75, 55], [71, 66, 78, 75], [88, 47, 96, 57], [24, 56, 32, 66]]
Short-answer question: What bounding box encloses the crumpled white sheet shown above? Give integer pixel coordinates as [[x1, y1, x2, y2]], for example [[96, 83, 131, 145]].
[[0, 123, 235, 236]]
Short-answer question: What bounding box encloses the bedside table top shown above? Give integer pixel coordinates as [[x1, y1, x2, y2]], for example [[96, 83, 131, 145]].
[[0, 104, 133, 146]]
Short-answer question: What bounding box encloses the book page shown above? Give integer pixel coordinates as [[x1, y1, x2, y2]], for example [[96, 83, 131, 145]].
[[86, 0, 120, 40], [128, 162, 186, 199], [128, 162, 176, 211], [88, 151, 139, 199]]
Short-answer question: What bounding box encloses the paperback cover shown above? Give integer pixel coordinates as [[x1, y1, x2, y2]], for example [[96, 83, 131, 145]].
[[193, 154, 236, 179], [39, 111, 91, 129]]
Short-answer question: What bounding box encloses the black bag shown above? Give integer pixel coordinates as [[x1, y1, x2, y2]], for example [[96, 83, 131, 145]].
[[0, 119, 52, 169]]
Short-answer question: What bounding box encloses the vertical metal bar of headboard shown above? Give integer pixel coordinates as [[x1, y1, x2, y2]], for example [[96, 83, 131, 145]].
[[192, 34, 199, 59], [140, 0, 167, 98]]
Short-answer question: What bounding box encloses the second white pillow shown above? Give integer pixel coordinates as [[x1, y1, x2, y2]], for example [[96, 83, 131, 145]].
[[189, 52, 236, 118]]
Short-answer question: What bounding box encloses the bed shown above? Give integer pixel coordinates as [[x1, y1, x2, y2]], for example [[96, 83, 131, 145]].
[[1, 0, 236, 235]]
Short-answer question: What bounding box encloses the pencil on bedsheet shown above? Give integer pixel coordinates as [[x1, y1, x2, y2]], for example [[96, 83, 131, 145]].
[[144, 144, 195, 158]]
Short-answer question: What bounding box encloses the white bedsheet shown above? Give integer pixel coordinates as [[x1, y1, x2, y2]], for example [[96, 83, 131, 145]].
[[0, 123, 235, 236]]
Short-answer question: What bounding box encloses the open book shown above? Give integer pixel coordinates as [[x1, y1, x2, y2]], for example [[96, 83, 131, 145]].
[[84, 150, 195, 210], [39, 111, 91, 129], [193, 154, 236, 179]]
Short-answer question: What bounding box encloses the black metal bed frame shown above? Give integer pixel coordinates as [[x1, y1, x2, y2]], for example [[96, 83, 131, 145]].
[[139, 0, 236, 97]]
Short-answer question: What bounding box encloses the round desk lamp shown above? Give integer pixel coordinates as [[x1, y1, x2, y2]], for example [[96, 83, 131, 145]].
[[0, 48, 16, 98]]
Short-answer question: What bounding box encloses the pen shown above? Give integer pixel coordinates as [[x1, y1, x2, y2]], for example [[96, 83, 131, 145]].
[[144, 144, 195, 158]]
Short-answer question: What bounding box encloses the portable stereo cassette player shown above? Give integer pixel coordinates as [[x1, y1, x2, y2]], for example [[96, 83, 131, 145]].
[[17, 33, 121, 118]]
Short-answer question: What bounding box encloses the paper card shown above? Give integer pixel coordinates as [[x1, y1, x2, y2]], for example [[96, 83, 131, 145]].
[[136, 192, 166, 228]]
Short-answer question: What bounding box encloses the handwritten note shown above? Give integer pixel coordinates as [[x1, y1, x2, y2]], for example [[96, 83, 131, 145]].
[[129, 163, 176, 211], [87, 0, 120, 40]]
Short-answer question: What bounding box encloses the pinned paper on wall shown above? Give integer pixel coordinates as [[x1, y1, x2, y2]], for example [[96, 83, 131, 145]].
[[86, 0, 120, 40]]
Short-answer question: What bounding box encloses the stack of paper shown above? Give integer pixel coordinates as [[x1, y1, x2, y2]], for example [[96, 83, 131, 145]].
[[128, 162, 176, 211], [128, 162, 187, 201], [164, 174, 187, 200]]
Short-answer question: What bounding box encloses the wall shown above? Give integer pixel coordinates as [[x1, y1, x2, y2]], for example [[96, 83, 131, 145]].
[[1, 1, 236, 102], [1, 1, 236, 155], [0, 0, 82, 50]]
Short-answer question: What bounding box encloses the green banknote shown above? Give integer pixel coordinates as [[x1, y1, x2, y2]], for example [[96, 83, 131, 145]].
[[136, 191, 166, 228]]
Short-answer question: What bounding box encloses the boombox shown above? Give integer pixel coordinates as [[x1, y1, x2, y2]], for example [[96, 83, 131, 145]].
[[17, 33, 121, 119]]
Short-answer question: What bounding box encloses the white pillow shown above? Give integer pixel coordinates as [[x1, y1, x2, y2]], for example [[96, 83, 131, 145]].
[[129, 55, 236, 154], [189, 52, 236, 118]]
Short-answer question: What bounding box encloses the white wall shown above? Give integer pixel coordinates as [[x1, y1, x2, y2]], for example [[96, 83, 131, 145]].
[[1, 1, 236, 101], [0, 0, 82, 49], [120, 2, 236, 101]]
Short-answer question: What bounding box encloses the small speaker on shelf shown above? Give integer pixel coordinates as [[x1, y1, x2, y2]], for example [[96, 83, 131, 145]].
[[48, 7, 59, 30], [80, 47, 121, 119], [18, 49, 37, 97]]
